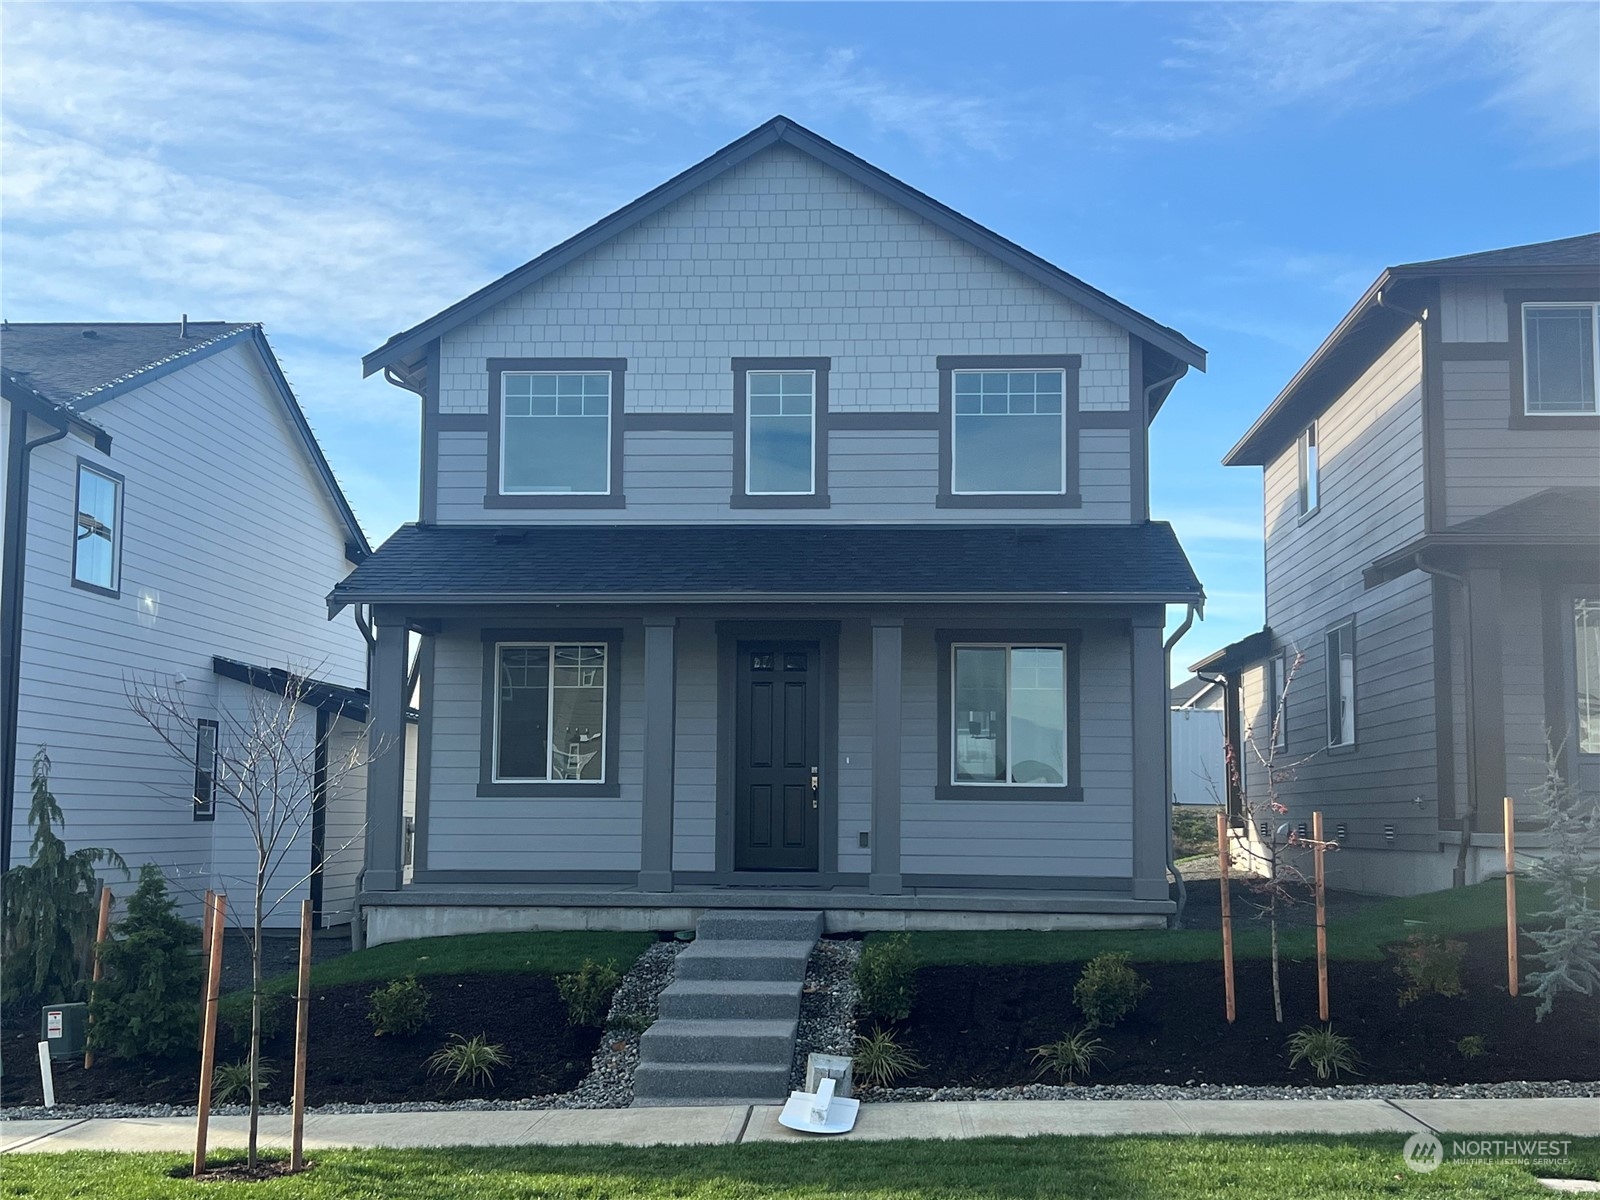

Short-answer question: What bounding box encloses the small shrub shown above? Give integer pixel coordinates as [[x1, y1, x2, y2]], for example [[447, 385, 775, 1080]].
[[1029, 1029, 1108, 1083], [556, 959, 621, 1027], [426, 1033, 508, 1090], [1171, 807, 1222, 858], [87, 864, 202, 1060], [1286, 1023, 1361, 1081], [853, 1027, 922, 1088], [1073, 952, 1149, 1029], [1455, 1034, 1487, 1060], [218, 989, 291, 1048], [856, 933, 917, 1023], [367, 975, 431, 1038], [212, 1057, 277, 1105], [1394, 934, 1466, 1007]]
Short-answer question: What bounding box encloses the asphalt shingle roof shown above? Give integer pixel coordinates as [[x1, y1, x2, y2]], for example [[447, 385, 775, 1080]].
[[0, 321, 254, 406], [329, 522, 1204, 610], [1446, 487, 1599, 540], [1397, 233, 1600, 273]]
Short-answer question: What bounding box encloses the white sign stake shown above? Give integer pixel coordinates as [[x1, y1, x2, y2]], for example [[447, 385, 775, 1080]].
[[37, 1042, 55, 1109]]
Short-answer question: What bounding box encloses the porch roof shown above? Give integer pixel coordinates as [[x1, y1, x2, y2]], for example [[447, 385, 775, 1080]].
[[328, 521, 1203, 613]]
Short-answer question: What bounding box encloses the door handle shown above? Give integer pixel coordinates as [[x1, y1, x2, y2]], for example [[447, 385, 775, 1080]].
[[810, 766, 819, 808]]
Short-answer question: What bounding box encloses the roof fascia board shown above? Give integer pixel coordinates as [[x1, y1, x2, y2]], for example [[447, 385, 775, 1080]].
[[2, 378, 112, 452], [71, 325, 256, 413], [364, 118, 1205, 376]]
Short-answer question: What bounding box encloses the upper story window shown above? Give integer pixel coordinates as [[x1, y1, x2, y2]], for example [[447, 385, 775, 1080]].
[[732, 358, 830, 508], [487, 358, 625, 510], [73, 461, 122, 596], [936, 355, 1081, 509], [1326, 619, 1355, 749], [1522, 303, 1598, 416], [1297, 422, 1319, 516]]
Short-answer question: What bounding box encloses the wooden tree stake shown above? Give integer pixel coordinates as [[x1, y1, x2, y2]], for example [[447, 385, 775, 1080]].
[[84, 886, 113, 1069], [1313, 811, 1329, 1021], [199, 888, 216, 1032], [1504, 796, 1518, 998], [290, 898, 313, 1172], [194, 892, 227, 1179], [1217, 810, 1236, 1023]]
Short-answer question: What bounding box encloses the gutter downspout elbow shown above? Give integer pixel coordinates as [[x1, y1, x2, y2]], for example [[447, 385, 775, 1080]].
[[1162, 603, 1199, 928]]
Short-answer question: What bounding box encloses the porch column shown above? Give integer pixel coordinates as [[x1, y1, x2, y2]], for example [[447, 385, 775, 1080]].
[[1465, 567, 1506, 832], [364, 611, 407, 893], [638, 616, 677, 893], [1130, 609, 1168, 901], [870, 618, 903, 895]]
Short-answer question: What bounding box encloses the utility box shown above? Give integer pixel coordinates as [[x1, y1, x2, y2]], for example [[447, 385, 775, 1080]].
[[41, 1003, 87, 1060], [806, 1052, 853, 1098]]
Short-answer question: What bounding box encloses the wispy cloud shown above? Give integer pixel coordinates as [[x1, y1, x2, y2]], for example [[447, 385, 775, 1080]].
[[1110, 2, 1599, 161]]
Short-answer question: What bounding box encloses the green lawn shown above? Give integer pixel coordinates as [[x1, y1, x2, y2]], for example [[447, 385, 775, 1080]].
[[890, 881, 1533, 966], [6, 1136, 1595, 1199]]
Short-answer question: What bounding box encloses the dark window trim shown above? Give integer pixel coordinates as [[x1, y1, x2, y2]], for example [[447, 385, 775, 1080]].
[[1506, 289, 1600, 429], [485, 358, 627, 509], [935, 628, 1084, 802], [730, 357, 831, 509], [1565, 584, 1600, 762], [935, 355, 1083, 508], [1268, 649, 1289, 751], [70, 458, 123, 599], [1296, 421, 1320, 521], [477, 626, 623, 798], [1324, 616, 1357, 754], [193, 718, 218, 822]]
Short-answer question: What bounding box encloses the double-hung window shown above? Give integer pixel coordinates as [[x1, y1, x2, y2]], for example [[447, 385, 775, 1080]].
[[951, 644, 1069, 788], [1297, 422, 1319, 516], [747, 371, 816, 495], [193, 719, 218, 821], [492, 642, 608, 784], [1522, 303, 1598, 416], [73, 462, 122, 594], [1326, 620, 1356, 749], [1575, 598, 1600, 755]]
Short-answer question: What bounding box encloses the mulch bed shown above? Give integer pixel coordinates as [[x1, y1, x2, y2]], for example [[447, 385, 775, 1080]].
[[890, 930, 1599, 1088], [2, 972, 598, 1107]]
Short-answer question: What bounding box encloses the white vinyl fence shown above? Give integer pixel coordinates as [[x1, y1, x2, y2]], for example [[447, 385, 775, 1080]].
[[1170, 707, 1226, 806]]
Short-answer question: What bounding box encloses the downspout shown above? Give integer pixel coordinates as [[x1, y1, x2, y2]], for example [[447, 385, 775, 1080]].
[[1415, 552, 1475, 887], [0, 408, 71, 872], [1163, 602, 1199, 927], [1194, 668, 1236, 814]]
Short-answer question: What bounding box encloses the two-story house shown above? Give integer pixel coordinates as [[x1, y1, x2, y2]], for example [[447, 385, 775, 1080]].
[[1, 321, 376, 927], [1192, 234, 1599, 895], [339, 117, 1207, 945]]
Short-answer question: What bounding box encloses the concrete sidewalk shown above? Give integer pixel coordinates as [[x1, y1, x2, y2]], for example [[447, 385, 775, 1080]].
[[2, 1098, 1596, 1152]]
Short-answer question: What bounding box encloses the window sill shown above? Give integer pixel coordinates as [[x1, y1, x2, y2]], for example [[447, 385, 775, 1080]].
[[1295, 506, 1321, 527], [476, 780, 622, 799], [730, 493, 831, 509], [484, 492, 626, 510], [1508, 412, 1599, 430], [936, 493, 1082, 509], [934, 783, 1084, 803], [71, 578, 121, 600], [1325, 741, 1358, 757]]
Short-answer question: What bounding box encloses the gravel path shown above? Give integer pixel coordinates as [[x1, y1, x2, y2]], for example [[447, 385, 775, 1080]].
[[788, 938, 859, 1092]]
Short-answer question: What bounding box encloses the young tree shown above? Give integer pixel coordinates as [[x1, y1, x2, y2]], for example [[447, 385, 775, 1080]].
[[89, 863, 204, 1059], [127, 668, 387, 1169], [1522, 736, 1600, 1020], [1, 747, 125, 1005]]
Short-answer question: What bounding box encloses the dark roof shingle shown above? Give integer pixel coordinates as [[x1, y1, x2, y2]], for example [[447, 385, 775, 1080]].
[[1397, 233, 1600, 273], [0, 322, 254, 406], [329, 522, 1204, 611]]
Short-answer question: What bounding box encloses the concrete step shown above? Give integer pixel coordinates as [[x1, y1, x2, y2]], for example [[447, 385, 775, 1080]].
[[639, 1018, 798, 1064], [657, 979, 802, 1021], [674, 939, 812, 983], [632, 1060, 792, 1102], [694, 910, 823, 942]]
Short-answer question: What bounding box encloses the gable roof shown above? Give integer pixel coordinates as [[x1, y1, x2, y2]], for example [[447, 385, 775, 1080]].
[[1, 321, 369, 558], [363, 116, 1206, 379], [328, 521, 1203, 613], [1223, 232, 1600, 467]]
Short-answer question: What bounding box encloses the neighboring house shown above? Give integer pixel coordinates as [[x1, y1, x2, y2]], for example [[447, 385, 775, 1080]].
[[1192, 234, 1600, 895], [1170, 678, 1226, 807], [1, 321, 376, 927], [338, 116, 1207, 944]]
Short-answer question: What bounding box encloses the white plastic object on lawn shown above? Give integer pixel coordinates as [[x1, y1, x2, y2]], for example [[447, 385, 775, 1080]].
[[778, 1075, 860, 1135]]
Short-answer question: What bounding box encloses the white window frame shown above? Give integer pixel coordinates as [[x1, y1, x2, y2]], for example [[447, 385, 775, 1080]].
[[1297, 422, 1319, 517], [1521, 302, 1600, 417], [1325, 621, 1356, 749], [491, 641, 609, 784], [744, 369, 817, 496], [498, 370, 613, 496], [949, 641, 1070, 789], [72, 461, 123, 593], [950, 369, 1068, 497], [1574, 596, 1600, 757]]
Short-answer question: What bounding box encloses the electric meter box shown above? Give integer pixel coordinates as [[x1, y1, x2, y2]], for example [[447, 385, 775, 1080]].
[[41, 1003, 87, 1060]]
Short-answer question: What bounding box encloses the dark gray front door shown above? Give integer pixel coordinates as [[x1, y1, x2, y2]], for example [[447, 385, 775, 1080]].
[[735, 641, 820, 871]]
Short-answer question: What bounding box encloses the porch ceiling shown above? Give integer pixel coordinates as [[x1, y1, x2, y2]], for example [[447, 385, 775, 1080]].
[[327, 522, 1204, 613]]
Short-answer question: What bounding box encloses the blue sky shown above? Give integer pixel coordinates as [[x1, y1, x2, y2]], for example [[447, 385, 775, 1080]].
[[4, 2, 1597, 669]]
